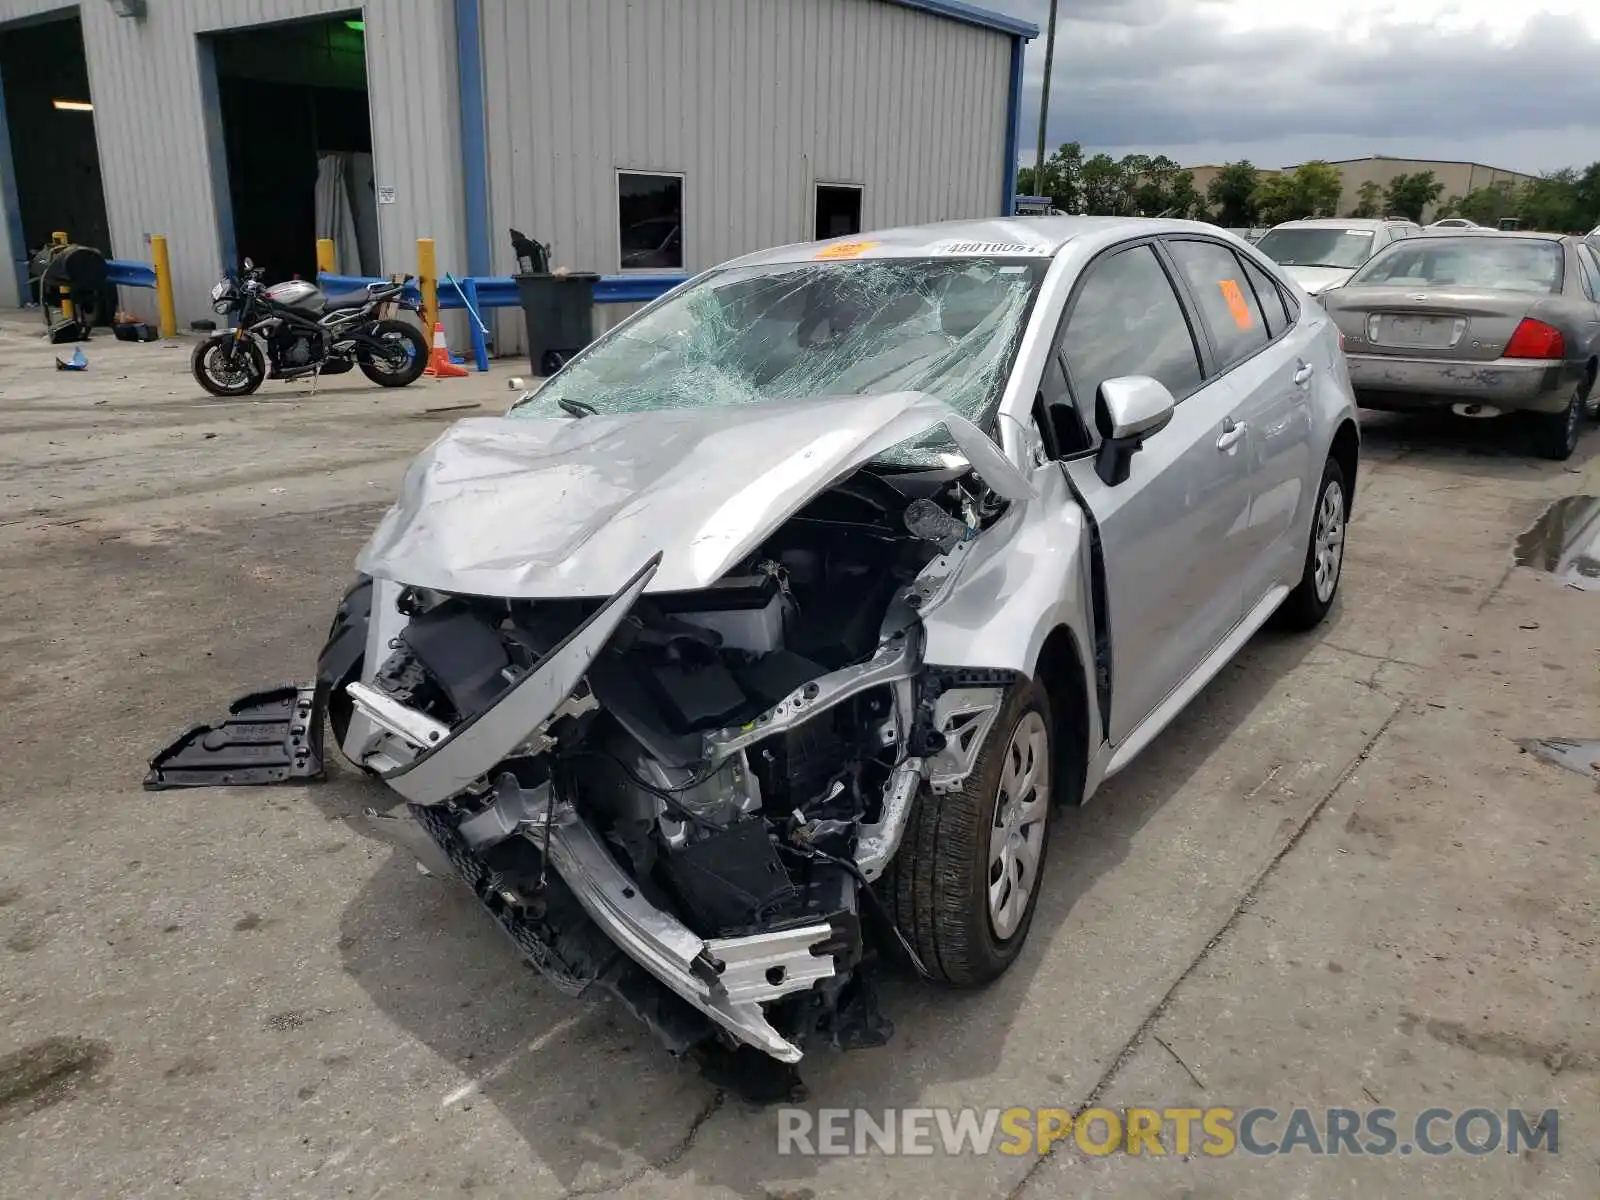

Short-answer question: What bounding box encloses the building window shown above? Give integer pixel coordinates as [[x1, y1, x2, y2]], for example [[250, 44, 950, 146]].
[[815, 184, 862, 240], [618, 171, 683, 271]]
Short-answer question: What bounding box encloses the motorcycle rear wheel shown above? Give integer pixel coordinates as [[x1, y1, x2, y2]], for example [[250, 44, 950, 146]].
[[192, 334, 266, 397], [357, 319, 428, 387]]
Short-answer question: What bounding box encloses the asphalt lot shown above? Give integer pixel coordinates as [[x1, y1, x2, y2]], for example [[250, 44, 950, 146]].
[[1, 312, 1596, 1199]]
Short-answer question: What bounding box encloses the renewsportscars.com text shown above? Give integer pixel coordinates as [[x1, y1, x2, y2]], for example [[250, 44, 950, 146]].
[[776, 1105, 1560, 1158]]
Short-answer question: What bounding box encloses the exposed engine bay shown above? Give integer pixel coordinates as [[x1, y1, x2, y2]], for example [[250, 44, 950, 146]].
[[146, 394, 1040, 1092], [330, 462, 1009, 1066]]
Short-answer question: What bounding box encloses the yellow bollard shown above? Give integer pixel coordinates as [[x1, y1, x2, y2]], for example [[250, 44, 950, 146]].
[[316, 237, 336, 277], [51, 231, 73, 319], [151, 234, 177, 338], [417, 237, 437, 331]]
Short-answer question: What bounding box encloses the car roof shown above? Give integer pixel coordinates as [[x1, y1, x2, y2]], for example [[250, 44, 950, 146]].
[[1267, 218, 1407, 231], [726, 216, 1240, 268], [1414, 228, 1568, 241]]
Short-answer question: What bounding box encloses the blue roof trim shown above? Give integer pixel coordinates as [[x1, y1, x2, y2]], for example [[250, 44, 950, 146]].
[[1000, 35, 1023, 215], [885, 0, 1038, 39]]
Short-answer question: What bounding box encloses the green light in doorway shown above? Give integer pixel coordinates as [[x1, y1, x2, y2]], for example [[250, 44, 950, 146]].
[[344, 19, 364, 31]]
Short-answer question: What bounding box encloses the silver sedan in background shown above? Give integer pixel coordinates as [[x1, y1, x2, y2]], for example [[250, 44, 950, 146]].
[[1253, 217, 1421, 295], [1321, 231, 1600, 459]]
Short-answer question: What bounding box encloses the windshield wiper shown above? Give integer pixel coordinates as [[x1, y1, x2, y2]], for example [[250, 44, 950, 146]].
[[557, 397, 598, 419]]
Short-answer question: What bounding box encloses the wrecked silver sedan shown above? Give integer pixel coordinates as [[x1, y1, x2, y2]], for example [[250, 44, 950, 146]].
[[152, 218, 1360, 1085]]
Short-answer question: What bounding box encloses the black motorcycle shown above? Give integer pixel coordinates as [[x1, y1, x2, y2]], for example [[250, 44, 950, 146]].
[[192, 259, 429, 397]]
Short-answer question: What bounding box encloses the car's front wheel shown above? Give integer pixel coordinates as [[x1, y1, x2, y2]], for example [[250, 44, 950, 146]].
[[886, 679, 1057, 985], [1277, 456, 1347, 631]]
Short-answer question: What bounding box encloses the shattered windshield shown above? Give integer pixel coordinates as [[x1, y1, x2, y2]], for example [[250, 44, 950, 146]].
[[511, 256, 1047, 465]]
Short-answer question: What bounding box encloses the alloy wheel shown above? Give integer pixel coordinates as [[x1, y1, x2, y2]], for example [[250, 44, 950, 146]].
[[1313, 479, 1345, 604], [369, 330, 415, 375], [988, 710, 1050, 941], [204, 345, 252, 389]]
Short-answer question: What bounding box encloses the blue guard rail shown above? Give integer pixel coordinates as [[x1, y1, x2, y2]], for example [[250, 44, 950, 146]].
[[101, 258, 687, 372]]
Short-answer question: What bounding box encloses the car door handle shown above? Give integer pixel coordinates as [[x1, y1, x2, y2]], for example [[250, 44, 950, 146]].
[[1216, 418, 1248, 452], [1293, 362, 1315, 386]]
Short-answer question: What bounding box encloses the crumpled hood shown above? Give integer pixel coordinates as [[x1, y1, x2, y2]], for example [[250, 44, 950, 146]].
[[1280, 265, 1354, 295], [355, 392, 1030, 598]]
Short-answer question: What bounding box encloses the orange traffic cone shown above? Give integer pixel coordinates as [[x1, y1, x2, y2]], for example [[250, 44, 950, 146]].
[[422, 321, 469, 378]]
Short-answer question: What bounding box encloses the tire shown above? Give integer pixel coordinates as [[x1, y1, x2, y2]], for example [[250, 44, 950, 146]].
[[318, 576, 372, 761], [1277, 457, 1347, 631], [1530, 383, 1584, 462], [357, 319, 428, 387], [885, 678, 1057, 985], [191, 333, 265, 397]]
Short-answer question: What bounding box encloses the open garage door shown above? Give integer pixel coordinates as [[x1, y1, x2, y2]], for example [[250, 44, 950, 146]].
[[205, 12, 378, 285], [0, 12, 111, 306]]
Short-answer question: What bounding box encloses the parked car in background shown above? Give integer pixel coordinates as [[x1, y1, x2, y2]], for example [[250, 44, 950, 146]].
[[1254, 217, 1422, 295], [162, 217, 1360, 1079], [1320, 231, 1600, 460], [1428, 217, 1480, 229]]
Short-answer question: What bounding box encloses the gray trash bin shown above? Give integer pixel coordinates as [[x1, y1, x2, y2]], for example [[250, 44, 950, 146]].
[[514, 272, 600, 375]]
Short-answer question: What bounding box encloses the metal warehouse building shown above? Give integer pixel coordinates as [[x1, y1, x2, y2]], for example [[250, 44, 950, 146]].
[[0, 0, 1035, 338]]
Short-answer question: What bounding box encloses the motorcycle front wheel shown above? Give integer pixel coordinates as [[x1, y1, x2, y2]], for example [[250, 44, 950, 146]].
[[357, 319, 429, 387], [192, 334, 266, 397]]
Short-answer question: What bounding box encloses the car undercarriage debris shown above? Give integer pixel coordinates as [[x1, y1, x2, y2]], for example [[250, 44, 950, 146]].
[[144, 685, 323, 790]]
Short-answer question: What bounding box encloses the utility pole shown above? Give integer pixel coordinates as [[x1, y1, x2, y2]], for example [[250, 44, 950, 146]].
[[1032, 0, 1060, 194]]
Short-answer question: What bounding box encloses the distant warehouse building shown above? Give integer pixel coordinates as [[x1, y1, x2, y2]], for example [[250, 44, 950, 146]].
[[0, 0, 1036, 337], [1286, 156, 1540, 222], [1188, 156, 1540, 223]]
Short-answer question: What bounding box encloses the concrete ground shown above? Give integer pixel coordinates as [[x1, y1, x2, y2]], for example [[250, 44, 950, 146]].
[[0, 312, 1595, 1199]]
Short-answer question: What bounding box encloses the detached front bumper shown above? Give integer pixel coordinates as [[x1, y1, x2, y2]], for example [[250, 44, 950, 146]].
[[1346, 354, 1573, 412]]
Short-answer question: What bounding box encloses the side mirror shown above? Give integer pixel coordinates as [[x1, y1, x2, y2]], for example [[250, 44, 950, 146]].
[[1094, 375, 1175, 486]]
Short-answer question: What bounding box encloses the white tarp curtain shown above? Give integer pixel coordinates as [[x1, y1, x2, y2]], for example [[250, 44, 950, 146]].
[[314, 152, 379, 276]]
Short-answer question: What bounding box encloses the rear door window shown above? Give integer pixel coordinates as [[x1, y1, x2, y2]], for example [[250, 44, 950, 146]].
[[1575, 244, 1600, 300], [1166, 239, 1271, 369], [1058, 243, 1205, 416], [1240, 257, 1289, 338]]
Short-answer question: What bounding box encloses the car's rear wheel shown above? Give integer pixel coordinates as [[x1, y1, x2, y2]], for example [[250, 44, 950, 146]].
[[1531, 383, 1584, 461], [885, 679, 1057, 985], [1277, 457, 1347, 631]]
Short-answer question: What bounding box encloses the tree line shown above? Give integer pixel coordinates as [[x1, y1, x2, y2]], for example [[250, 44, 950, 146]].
[[1017, 143, 1600, 232]]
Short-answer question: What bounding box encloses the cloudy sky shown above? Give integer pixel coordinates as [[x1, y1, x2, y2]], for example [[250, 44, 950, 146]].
[[1008, 0, 1600, 174]]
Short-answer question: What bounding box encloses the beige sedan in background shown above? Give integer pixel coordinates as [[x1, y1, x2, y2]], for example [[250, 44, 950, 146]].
[[1320, 230, 1600, 460]]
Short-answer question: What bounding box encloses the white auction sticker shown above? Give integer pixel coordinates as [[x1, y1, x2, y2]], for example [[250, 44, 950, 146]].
[[931, 240, 1044, 256]]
